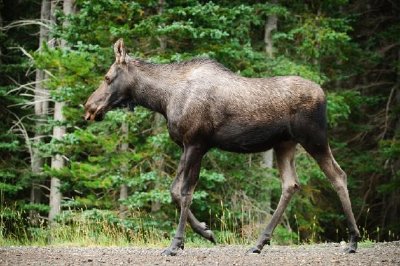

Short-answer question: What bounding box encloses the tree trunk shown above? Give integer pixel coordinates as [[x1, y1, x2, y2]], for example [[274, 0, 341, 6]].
[[264, 8, 277, 57], [119, 121, 129, 219], [119, 184, 128, 219], [261, 2, 278, 215], [260, 149, 273, 214], [150, 0, 167, 213], [30, 0, 50, 224], [157, 0, 166, 51], [262, 1, 278, 170], [48, 0, 75, 223], [151, 113, 165, 213], [48, 103, 65, 222], [262, 4, 277, 169]]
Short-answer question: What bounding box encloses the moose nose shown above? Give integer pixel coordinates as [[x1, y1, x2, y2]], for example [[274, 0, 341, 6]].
[[84, 103, 96, 121], [84, 111, 92, 121]]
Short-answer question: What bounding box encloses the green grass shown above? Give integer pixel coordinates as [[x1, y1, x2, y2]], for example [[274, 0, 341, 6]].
[[0, 207, 285, 247], [0, 219, 171, 247], [358, 239, 375, 248], [1, 207, 398, 247]]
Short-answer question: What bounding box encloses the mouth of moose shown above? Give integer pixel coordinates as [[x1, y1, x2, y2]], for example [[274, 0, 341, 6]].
[[85, 105, 106, 121], [85, 99, 135, 122]]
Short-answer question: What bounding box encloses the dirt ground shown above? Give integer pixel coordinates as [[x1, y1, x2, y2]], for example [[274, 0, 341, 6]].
[[1, 241, 399, 265]]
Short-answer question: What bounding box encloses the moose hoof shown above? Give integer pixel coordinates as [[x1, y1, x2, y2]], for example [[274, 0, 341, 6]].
[[161, 248, 178, 256], [162, 237, 184, 256], [343, 246, 356, 254], [246, 247, 261, 254], [204, 230, 217, 244]]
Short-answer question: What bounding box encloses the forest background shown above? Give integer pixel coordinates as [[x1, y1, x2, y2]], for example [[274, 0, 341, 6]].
[[0, 0, 399, 246]]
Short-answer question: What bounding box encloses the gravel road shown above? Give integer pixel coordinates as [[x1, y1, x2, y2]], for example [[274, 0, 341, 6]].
[[1, 242, 399, 265]]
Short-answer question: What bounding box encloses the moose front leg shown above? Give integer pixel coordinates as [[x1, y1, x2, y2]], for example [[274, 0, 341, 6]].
[[162, 144, 206, 256], [170, 154, 216, 244]]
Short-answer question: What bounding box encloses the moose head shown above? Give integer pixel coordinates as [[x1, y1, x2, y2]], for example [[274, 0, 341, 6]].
[[84, 39, 135, 121]]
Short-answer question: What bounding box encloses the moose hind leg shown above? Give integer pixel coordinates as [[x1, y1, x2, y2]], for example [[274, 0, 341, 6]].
[[248, 142, 300, 254], [307, 144, 360, 253], [170, 162, 216, 245]]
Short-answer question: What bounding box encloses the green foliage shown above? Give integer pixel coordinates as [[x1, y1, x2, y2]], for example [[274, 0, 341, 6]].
[[273, 225, 299, 245], [326, 91, 356, 127]]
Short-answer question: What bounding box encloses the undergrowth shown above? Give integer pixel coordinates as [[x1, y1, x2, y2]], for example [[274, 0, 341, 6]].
[[0, 206, 397, 247]]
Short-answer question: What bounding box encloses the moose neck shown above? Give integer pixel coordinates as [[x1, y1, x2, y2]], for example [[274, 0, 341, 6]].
[[129, 60, 174, 117]]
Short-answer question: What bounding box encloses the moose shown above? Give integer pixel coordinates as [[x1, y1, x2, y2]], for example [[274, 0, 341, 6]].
[[84, 39, 360, 256]]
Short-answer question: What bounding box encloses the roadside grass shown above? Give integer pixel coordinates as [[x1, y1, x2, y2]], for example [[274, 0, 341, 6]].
[[0, 207, 284, 247], [1, 207, 397, 247]]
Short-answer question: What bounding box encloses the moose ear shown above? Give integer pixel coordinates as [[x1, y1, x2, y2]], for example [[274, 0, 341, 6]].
[[114, 38, 126, 64]]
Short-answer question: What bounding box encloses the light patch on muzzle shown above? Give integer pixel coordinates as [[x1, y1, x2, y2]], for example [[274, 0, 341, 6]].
[[85, 103, 106, 121]]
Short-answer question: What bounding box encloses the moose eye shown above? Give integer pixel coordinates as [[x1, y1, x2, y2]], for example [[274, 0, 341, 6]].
[[105, 76, 111, 84]]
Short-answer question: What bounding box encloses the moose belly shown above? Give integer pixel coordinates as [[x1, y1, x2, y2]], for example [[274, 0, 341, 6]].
[[210, 121, 291, 153]]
